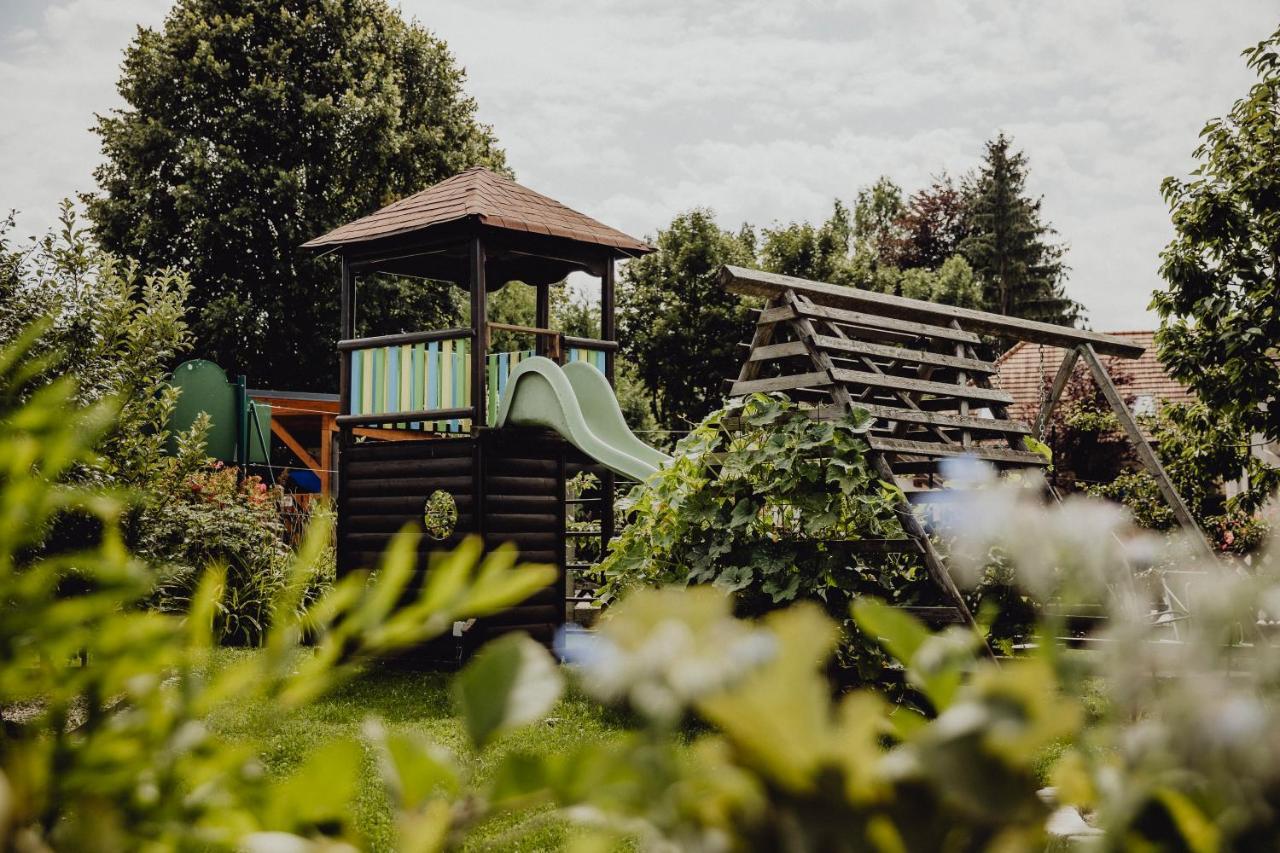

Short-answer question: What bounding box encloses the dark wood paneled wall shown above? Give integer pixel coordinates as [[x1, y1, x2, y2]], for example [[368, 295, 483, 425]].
[[337, 430, 567, 666]]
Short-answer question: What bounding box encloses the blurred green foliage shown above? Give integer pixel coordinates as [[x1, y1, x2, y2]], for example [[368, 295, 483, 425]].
[[0, 324, 555, 850]]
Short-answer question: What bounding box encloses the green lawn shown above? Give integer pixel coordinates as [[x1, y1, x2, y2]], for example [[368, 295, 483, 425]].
[[204, 648, 636, 851]]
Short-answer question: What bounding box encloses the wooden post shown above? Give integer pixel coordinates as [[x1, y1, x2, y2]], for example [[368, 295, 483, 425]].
[[601, 257, 616, 384], [338, 257, 354, 422], [1077, 343, 1215, 557], [1034, 348, 1079, 439], [736, 297, 783, 384], [470, 237, 487, 427], [336, 258, 355, 572], [319, 415, 334, 497], [598, 258, 617, 561], [535, 282, 550, 357]]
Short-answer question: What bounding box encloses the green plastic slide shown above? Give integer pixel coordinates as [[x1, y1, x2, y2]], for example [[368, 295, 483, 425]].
[[495, 357, 671, 482]]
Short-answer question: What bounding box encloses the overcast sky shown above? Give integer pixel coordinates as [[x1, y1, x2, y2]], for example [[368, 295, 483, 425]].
[[1, 1, 1274, 329]]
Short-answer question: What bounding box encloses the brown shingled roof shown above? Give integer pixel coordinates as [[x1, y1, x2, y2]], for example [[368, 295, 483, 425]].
[[995, 331, 1194, 422], [302, 167, 653, 254]]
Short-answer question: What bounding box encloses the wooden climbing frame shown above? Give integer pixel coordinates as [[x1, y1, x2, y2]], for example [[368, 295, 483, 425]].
[[720, 265, 1215, 630]]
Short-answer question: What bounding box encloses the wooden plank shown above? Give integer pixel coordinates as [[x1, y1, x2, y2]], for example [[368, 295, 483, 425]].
[[730, 371, 832, 395], [336, 407, 473, 428], [748, 340, 809, 362], [839, 538, 923, 555], [900, 606, 968, 625], [857, 403, 1031, 435], [759, 303, 980, 346], [723, 265, 1146, 359], [830, 368, 1014, 405], [869, 436, 1047, 466], [812, 335, 996, 374], [868, 453, 986, 642], [270, 418, 320, 475], [1077, 344, 1214, 557], [721, 404, 1030, 435]]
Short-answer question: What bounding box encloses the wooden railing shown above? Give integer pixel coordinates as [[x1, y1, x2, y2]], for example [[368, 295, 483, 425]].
[[337, 328, 475, 430], [337, 325, 619, 432]]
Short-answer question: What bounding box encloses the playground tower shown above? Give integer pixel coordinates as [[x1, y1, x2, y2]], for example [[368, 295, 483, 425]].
[[304, 168, 653, 664]]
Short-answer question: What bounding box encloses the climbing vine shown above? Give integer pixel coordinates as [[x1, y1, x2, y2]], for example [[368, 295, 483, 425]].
[[598, 394, 948, 677]]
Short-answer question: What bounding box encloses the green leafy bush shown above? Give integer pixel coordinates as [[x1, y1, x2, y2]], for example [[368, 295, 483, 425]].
[[414, 468, 1280, 851], [600, 394, 910, 605], [0, 325, 556, 850], [1, 209, 325, 639], [598, 393, 959, 680]]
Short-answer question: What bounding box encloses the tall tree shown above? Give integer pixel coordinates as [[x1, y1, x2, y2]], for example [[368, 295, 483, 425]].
[[960, 134, 1079, 326], [1153, 26, 1280, 443], [86, 0, 505, 390], [884, 174, 969, 270], [759, 200, 855, 285], [852, 176, 906, 260], [618, 209, 756, 428]]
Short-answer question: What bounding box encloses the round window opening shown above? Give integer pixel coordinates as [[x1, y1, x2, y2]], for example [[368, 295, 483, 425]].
[[423, 490, 458, 541]]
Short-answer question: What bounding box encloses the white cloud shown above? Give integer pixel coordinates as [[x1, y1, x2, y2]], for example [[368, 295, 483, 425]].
[[1, 0, 1275, 329]]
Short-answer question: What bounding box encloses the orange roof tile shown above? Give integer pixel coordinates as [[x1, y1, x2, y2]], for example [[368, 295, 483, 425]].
[[995, 331, 1194, 422], [302, 167, 653, 255]]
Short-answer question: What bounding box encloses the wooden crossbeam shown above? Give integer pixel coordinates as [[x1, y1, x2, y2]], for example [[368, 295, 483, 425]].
[[759, 303, 980, 346], [830, 368, 1014, 405], [723, 265, 1146, 359], [270, 418, 321, 474], [868, 435, 1048, 467], [748, 340, 809, 361], [1077, 344, 1215, 558], [812, 335, 996, 374], [1035, 348, 1079, 438], [724, 403, 1031, 436], [731, 371, 832, 395]]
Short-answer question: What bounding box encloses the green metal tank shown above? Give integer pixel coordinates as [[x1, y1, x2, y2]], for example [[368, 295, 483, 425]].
[[167, 359, 237, 461]]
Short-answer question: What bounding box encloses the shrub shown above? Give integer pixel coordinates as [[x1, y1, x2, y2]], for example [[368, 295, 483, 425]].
[[0, 325, 556, 849], [1, 208, 324, 639], [598, 393, 959, 680]]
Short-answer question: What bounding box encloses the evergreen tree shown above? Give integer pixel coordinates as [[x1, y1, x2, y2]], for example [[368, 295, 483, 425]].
[[86, 0, 505, 390], [960, 134, 1080, 326]]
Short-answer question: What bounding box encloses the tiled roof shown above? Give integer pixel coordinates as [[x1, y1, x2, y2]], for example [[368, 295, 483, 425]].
[[995, 331, 1194, 422], [302, 167, 653, 254]]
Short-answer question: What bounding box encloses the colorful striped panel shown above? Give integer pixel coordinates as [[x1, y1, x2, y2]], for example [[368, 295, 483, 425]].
[[345, 340, 474, 432], [568, 347, 608, 375]]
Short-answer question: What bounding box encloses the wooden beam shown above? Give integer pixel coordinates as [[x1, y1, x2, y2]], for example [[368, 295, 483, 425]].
[[1077, 343, 1215, 557], [868, 435, 1048, 467], [723, 403, 1031, 436], [601, 256, 616, 383], [869, 453, 986, 641], [723, 265, 1146, 359], [535, 282, 550, 357], [730, 371, 832, 395], [748, 340, 809, 362], [270, 418, 321, 474], [350, 426, 442, 442], [1034, 348, 1079, 439], [737, 298, 785, 383], [319, 416, 333, 496], [470, 237, 487, 427], [830, 367, 1015, 405], [759, 303, 981, 346], [812, 335, 996, 375]]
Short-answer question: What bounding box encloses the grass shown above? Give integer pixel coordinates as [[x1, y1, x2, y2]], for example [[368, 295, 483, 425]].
[[204, 648, 637, 851]]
